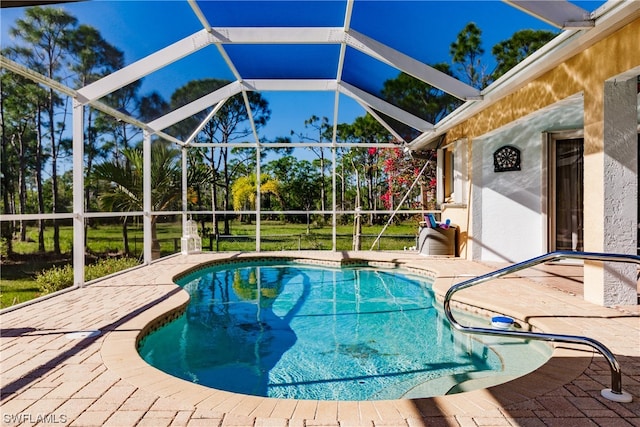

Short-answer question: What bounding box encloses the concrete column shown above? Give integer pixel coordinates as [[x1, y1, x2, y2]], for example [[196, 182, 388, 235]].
[[584, 76, 638, 306]]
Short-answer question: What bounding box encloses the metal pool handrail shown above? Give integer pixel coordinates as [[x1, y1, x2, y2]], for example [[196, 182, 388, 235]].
[[443, 250, 639, 403]]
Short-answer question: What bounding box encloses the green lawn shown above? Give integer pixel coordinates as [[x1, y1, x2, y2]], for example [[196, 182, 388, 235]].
[[0, 255, 71, 308], [0, 278, 41, 308], [1, 218, 420, 308]]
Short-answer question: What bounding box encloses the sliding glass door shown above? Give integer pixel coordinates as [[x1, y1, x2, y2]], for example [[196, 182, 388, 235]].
[[550, 138, 584, 252]]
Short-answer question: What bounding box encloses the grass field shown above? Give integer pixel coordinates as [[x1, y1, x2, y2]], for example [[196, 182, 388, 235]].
[[1, 219, 420, 308], [0, 254, 74, 308]]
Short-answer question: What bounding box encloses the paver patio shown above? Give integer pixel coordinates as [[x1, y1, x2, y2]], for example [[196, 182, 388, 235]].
[[1, 251, 639, 426]]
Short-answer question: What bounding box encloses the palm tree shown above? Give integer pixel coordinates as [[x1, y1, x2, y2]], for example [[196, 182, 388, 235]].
[[93, 141, 181, 259], [231, 173, 282, 225]]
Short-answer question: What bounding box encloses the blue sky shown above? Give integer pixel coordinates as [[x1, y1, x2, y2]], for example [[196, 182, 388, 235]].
[[1, 0, 606, 142]]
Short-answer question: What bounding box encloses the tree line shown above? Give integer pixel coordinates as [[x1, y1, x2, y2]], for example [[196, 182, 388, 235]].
[[0, 6, 556, 258]]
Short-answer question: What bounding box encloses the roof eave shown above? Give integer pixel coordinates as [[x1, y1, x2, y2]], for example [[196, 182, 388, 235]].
[[409, 0, 640, 151]]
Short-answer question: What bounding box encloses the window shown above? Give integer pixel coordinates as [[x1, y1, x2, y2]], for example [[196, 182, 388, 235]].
[[437, 139, 467, 206]]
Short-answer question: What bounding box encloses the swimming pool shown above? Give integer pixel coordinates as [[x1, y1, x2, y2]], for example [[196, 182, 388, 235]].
[[138, 261, 551, 400]]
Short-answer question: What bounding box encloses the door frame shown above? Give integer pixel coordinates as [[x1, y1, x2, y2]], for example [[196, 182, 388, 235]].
[[544, 129, 585, 254]]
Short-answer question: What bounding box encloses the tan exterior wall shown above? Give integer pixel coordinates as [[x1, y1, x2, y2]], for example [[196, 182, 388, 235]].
[[446, 17, 640, 145], [442, 17, 640, 258]]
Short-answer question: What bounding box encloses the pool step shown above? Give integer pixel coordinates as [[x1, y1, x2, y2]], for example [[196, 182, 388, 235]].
[[400, 371, 518, 398]]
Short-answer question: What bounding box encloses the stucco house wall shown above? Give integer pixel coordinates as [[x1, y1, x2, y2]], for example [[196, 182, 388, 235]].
[[470, 98, 585, 262], [439, 16, 640, 266], [468, 93, 639, 263]]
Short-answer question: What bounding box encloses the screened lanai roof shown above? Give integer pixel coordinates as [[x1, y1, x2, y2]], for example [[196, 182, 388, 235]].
[[1, 0, 611, 147]]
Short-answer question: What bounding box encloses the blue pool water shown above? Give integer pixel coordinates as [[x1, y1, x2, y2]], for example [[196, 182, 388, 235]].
[[138, 262, 550, 400]]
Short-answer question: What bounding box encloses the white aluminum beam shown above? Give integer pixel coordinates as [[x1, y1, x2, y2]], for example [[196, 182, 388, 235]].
[[200, 27, 481, 102], [143, 131, 152, 264], [190, 141, 401, 148], [335, 43, 348, 86], [242, 79, 338, 92], [0, 213, 74, 221], [184, 99, 228, 145], [358, 102, 406, 142], [181, 147, 188, 245], [188, 0, 211, 30], [187, 1, 243, 81], [182, 209, 427, 215], [147, 81, 243, 131], [214, 44, 243, 82], [504, 0, 594, 28], [335, 0, 353, 82], [343, 0, 355, 31], [245, 89, 261, 252], [242, 90, 262, 145], [1, 55, 184, 145], [331, 91, 341, 146], [72, 99, 85, 288], [332, 0, 346, 247], [1, 55, 78, 99], [210, 27, 344, 44], [77, 29, 215, 102], [345, 29, 482, 101], [84, 211, 144, 219], [339, 82, 433, 132], [90, 100, 185, 145], [331, 141, 337, 251]]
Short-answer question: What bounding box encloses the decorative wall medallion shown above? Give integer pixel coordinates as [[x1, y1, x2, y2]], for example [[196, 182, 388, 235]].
[[493, 145, 521, 172]]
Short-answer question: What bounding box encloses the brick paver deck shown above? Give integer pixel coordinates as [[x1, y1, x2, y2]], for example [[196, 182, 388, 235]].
[[1, 251, 639, 426]]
